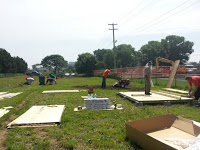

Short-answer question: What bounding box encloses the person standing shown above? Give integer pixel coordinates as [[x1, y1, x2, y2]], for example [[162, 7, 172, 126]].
[[102, 68, 110, 88], [144, 61, 152, 95], [185, 76, 200, 100]]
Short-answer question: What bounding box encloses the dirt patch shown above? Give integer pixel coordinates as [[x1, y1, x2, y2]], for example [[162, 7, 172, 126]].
[[73, 85, 144, 91], [0, 130, 7, 150]]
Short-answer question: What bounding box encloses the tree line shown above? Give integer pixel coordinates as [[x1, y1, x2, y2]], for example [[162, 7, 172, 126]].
[[0, 35, 194, 74], [0, 48, 27, 73], [75, 35, 194, 74]]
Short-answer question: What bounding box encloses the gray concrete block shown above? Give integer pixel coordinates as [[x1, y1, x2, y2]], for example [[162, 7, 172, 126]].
[[190, 100, 198, 106], [135, 102, 143, 107], [163, 101, 171, 106]]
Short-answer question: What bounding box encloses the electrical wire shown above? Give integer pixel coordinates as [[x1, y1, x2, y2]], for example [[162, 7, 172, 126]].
[[118, 0, 200, 41], [114, 0, 146, 24], [119, 0, 161, 27]]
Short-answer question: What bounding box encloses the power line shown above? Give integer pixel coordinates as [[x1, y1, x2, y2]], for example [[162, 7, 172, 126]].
[[118, 0, 199, 41], [114, 0, 146, 23], [94, 31, 110, 50], [119, 0, 160, 27]]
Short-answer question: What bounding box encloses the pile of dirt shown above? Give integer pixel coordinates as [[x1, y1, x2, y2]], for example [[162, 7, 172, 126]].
[[73, 85, 144, 91]]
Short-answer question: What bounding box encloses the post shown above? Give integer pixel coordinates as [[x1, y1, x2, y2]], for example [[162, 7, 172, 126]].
[[108, 23, 118, 69]]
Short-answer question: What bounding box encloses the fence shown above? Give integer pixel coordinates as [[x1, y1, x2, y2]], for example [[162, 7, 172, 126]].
[[0, 73, 22, 78], [94, 66, 200, 88]]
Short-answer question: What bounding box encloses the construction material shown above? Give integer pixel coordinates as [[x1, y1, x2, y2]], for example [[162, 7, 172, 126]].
[[156, 57, 180, 88], [166, 60, 180, 88], [81, 96, 88, 99], [0, 92, 22, 100], [0, 92, 7, 96], [42, 90, 79, 93], [84, 98, 110, 110], [7, 105, 65, 128], [151, 91, 181, 99], [0, 106, 13, 118], [126, 114, 200, 150], [118, 91, 193, 105], [163, 88, 188, 94]]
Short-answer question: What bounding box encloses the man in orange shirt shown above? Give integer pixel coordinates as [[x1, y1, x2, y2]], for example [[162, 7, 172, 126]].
[[102, 68, 110, 88], [185, 76, 200, 100]]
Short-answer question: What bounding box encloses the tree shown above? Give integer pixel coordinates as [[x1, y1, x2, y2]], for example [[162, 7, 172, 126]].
[[103, 50, 114, 68], [75, 53, 97, 74], [0, 48, 13, 73], [32, 64, 41, 71], [115, 44, 136, 67], [139, 41, 162, 66], [95, 61, 106, 70], [41, 54, 68, 74], [12, 57, 27, 73], [161, 35, 194, 64], [94, 49, 110, 61], [139, 35, 194, 66]]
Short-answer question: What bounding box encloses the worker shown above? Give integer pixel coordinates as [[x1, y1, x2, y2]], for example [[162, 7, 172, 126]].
[[46, 73, 56, 85], [24, 77, 34, 85], [185, 76, 200, 100], [50, 73, 57, 84], [101, 68, 110, 88], [144, 61, 152, 95]]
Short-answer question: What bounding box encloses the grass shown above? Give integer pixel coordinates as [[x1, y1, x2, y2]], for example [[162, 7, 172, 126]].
[[0, 76, 199, 150]]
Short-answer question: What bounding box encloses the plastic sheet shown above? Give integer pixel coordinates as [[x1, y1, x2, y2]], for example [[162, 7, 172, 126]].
[[166, 134, 200, 150]]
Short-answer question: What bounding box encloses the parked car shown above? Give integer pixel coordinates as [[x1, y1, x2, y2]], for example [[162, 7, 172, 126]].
[[65, 73, 70, 77], [26, 71, 43, 76], [56, 73, 65, 77], [71, 73, 76, 76]]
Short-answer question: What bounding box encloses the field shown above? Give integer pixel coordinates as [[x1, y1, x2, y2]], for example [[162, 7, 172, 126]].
[[0, 76, 199, 150]]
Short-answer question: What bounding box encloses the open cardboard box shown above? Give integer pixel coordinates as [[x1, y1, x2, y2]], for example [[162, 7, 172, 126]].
[[126, 114, 200, 150]]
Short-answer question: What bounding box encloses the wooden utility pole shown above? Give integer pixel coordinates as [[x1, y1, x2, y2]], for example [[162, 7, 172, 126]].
[[108, 23, 117, 69]]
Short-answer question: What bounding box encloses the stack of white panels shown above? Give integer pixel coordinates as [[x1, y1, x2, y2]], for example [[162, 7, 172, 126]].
[[84, 98, 110, 110]]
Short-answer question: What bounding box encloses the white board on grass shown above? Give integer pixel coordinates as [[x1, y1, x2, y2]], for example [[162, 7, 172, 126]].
[[0, 92, 7, 96], [7, 105, 65, 128], [0, 92, 22, 100], [42, 90, 79, 93]]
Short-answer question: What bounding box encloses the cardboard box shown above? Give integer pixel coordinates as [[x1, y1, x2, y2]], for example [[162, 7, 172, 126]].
[[126, 114, 200, 150]]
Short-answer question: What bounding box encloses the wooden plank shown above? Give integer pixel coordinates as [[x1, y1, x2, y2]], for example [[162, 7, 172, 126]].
[[163, 88, 188, 94], [7, 105, 65, 128], [118, 91, 193, 104], [42, 90, 79, 93], [152, 91, 181, 99], [157, 90, 182, 96], [166, 60, 180, 88], [81, 96, 88, 99]]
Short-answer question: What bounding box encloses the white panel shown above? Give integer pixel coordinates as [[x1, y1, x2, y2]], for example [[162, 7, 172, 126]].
[[7, 105, 65, 128], [42, 90, 79, 93]]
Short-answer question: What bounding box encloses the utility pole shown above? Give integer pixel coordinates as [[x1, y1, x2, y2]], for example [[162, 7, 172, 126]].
[[108, 23, 117, 69]]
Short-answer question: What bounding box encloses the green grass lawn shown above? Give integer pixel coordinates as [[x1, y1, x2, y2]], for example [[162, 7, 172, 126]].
[[0, 76, 199, 150]]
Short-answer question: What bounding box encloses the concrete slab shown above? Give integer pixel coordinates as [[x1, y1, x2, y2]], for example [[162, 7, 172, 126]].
[[118, 91, 193, 104]]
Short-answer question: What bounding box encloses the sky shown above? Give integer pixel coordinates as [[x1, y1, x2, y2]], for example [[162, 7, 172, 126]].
[[0, 0, 200, 68]]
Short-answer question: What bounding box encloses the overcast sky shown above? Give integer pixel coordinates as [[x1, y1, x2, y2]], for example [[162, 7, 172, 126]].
[[0, 0, 200, 68]]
